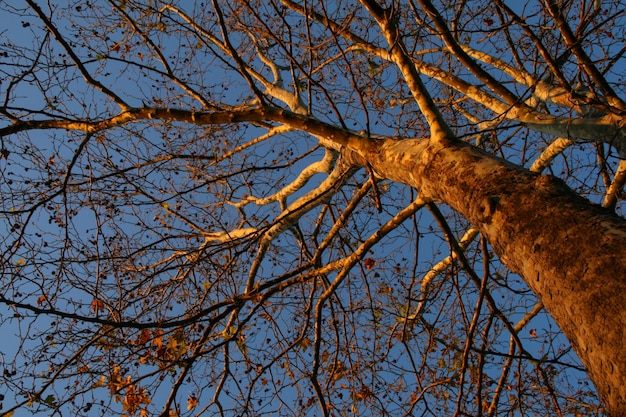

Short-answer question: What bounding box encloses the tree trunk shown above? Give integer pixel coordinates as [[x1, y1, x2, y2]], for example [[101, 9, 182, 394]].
[[202, 109, 626, 414], [362, 137, 626, 417]]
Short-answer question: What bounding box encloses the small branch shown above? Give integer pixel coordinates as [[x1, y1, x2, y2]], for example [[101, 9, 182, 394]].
[[26, 0, 129, 110], [425, 202, 529, 356], [211, 0, 267, 105], [244, 158, 357, 293], [317, 196, 427, 303], [488, 302, 543, 417], [365, 161, 383, 213]]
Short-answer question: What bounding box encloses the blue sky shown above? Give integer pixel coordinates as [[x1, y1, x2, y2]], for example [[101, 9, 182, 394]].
[[0, 1, 621, 415]]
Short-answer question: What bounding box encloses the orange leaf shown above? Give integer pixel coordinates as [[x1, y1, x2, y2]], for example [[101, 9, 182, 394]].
[[91, 299, 104, 314], [135, 329, 151, 345], [152, 329, 164, 349], [187, 395, 198, 410]]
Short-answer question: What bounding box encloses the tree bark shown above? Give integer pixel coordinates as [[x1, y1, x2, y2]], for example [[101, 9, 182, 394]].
[[359, 137, 626, 417]]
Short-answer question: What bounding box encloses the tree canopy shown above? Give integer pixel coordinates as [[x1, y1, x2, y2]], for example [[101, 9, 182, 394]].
[[0, 1, 625, 416]]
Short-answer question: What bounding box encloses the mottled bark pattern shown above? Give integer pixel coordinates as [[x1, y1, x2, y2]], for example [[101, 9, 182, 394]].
[[360, 137, 626, 417]]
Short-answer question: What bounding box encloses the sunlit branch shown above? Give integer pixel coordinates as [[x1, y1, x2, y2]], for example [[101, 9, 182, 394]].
[[271, 7, 625, 149], [201, 228, 259, 244], [603, 159, 626, 210], [359, 0, 455, 142], [212, 124, 295, 168], [281, 0, 446, 125], [232, 147, 337, 210], [543, 0, 626, 111], [248, 33, 308, 114], [279, 0, 626, 148], [460, 45, 573, 109], [529, 137, 575, 173], [161, 3, 301, 111], [462, 42, 622, 119], [0, 106, 368, 152], [493, 0, 571, 90], [415, 0, 521, 107], [317, 196, 427, 303], [395, 54, 625, 147], [404, 227, 480, 323]]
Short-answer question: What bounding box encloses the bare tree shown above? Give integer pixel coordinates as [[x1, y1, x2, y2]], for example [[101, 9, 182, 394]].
[[0, 0, 625, 416]]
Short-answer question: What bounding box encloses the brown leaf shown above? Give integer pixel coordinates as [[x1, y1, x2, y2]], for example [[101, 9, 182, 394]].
[[364, 258, 376, 270]]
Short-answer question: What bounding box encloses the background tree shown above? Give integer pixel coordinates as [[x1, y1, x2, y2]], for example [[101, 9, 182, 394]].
[[0, 0, 625, 416]]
